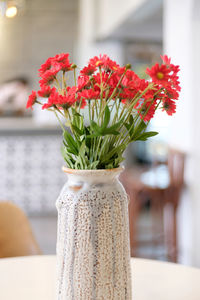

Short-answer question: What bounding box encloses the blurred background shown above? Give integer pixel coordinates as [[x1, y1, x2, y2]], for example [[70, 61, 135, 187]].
[[0, 0, 199, 267]]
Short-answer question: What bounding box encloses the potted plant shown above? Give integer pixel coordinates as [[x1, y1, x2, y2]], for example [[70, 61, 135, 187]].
[[27, 53, 180, 299]]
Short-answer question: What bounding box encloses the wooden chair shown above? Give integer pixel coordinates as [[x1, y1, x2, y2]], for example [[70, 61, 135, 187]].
[[0, 202, 41, 258], [121, 148, 185, 262], [163, 149, 185, 261]]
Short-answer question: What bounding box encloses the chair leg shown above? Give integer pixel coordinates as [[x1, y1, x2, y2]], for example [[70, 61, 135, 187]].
[[164, 202, 178, 263], [171, 204, 178, 262], [151, 191, 165, 254]]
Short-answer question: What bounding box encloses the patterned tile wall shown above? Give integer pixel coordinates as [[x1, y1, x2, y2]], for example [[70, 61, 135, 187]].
[[0, 130, 66, 215]]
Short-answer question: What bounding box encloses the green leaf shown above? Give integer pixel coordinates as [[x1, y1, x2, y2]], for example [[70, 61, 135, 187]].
[[134, 120, 147, 136], [101, 144, 126, 163], [114, 156, 125, 166], [108, 118, 124, 131], [135, 131, 158, 141], [72, 125, 83, 136], [124, 122, 131, 131], [106, 163, 114, 169], [90, 161, 100, 169], [90, 120, 101, 134], [61, 146, 75, 169], [99, 118, 124, 136], [124, 122, 134, 138], [130, 120, 147, 141], [79, 140, 86, 156], [129, 114, 134, 124], [63, 130, 79, 155], [103, 105, 110, 129], [102, 128, 120, 135], [84, 126, 91, 148], [90, 121, 120, 137], [71, 107, 81, 117]]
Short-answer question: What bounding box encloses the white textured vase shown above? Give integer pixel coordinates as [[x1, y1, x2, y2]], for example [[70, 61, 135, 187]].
[[56, 167, 132, 300]]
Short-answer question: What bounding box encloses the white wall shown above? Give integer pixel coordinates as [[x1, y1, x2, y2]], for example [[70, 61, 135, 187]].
[[163, 0, 193, 153], [190, 0, 200, 267], [0, 0, 78, 89], [77, 0, 124, 68], [164, 0, 200, 266], [95, 0, 147, 39]]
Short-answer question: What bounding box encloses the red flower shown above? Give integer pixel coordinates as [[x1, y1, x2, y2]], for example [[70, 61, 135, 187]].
[[146, 63, 170, 86], [78, 89, 99, 100], [42, 87, 77, 110], [164, 86, 179, 100], [121, 99, 128, 104], [102, 55, 119, 72], [52, 53, 72, 72], [108, 73, 120, 89], [89, 55, 105, 68], [114, 66, 126, 76], [80, 64, 96, 76], [61, 86, 77, 108], [42, 89, 59, 109], [38, 57, 53, 76], [122, 69, 138, 85], [120, 89, 138, 102], [146, 57, 181, 103], [119, 70, 150, 103], [53, 53, 70, 64], [59, 62, 73, 72], [88, 54, 119, 72], [77, 75, 90, 91], [162, 98, 176, 115], [170, 64, 180, 75], [38, 53, 72, 80], [39, 65, 60, 86], [92, 71, 110, 93], [137, 100, 157, 122], [122, 70, 148, 92], [38, 86, 53, 98], [77, 98, 87, 109], [161, 55, 171, 65], [26, 91, 37, 109], [52, 61, 72, 73]]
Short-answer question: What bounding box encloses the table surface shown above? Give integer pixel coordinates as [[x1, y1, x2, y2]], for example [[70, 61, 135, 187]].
[[0, 255, 200, 300]]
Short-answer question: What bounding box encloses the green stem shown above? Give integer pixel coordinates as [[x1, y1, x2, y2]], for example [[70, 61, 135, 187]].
[[55, 78, 62, 93], [53, 109, 65, 132], [73, 68, 77, 86]]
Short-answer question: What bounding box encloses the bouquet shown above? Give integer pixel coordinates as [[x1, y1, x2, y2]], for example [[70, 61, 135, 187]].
[[27, 53, 180, 169]]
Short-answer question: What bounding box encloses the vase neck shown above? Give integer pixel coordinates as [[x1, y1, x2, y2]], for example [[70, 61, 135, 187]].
[[63, 167, 124, 184]]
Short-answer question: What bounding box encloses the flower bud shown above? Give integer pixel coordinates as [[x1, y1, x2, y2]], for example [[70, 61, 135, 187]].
[[125, 64, 131, 70]]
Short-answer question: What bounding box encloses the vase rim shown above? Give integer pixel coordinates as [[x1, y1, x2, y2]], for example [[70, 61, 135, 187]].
[[62, 166, 124, 175]]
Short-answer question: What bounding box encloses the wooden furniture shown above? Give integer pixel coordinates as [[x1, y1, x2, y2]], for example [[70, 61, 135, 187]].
[[0, 202, 41, 258], [121, 148, 185, 261], [0, 255, 199, 300], [164, 149, 185, 261]]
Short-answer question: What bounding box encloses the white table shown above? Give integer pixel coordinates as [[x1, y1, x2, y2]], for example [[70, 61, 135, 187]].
[[0, 255, 200, 300]]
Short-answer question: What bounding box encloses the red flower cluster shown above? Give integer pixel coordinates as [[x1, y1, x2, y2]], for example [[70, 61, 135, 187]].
[[39, 53, 72, 77], [38, 53, 73, 88], [26, 53, 180, 121], [26, 91, 37, 109], [146, 55, 181, 116], [42, 87, 77, 110], [27, 53, 75, 110], [38, 86, 52, 98]]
